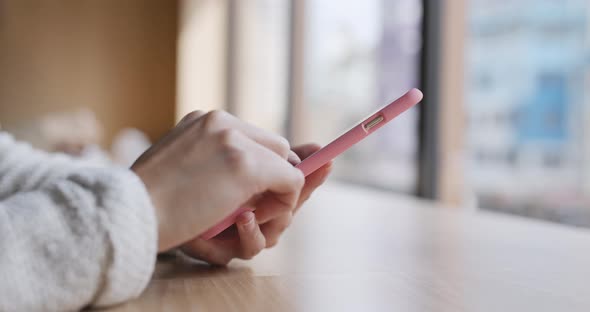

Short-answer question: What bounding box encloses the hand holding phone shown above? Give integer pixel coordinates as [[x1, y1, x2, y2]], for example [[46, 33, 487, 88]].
[[199, 88, 423, 239]]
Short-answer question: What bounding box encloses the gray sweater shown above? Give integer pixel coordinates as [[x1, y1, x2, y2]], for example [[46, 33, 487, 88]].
[[0, 132, 157, 311]]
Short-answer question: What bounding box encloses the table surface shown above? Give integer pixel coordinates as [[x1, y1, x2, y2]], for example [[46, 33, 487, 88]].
[[106, 182, 590, 312]]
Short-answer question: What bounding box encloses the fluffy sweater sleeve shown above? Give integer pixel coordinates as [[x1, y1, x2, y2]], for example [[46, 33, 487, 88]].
[[0, 132, 158, 311]]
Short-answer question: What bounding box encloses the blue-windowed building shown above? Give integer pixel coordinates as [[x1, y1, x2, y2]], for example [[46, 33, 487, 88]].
[[466, 0, 589, 196]]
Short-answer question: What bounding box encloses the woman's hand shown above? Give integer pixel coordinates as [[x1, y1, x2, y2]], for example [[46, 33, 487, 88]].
[[178, 144, 332, 265], [131, 110, 306, 252]]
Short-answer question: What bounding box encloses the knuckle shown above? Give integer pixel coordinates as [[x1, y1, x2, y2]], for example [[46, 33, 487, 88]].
[[217, 128, 240, 147], [225, 149, 248, 173], [182, 110, 204, 123], [275, 136, 291, 158], [201, 110, 227, 131], [208, 109, 227, 120], [217, 130, 253, 176]]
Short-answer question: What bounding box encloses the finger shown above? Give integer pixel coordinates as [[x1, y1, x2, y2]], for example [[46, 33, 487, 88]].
[[180, 237, 239, 266], [201, 111, 291, 159], [235, 134, 305, 223], [177, 110, 206, 126], [291, 144, 332, 213], [292, 143, 322, 161], [135, 111, 207, 163], [260, 212, 292, 248], [236, 211, 266, 259], [295, 162, 332, 213], [287, 150, 301, 166]]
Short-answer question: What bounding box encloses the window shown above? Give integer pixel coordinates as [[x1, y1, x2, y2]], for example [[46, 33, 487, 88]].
[[298, 0, 423, 192], [465, 0, 590, 227], [229, 0, 291, 135]]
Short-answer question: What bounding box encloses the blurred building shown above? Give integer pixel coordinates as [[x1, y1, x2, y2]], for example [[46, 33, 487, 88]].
[[466, 0, 590, 225]]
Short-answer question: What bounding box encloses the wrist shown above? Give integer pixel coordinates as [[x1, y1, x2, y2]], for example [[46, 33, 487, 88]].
[[130, 164, 171, 252]]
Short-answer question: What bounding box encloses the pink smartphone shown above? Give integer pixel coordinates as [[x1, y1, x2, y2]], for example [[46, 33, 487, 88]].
[[199, 88, 423, 239]]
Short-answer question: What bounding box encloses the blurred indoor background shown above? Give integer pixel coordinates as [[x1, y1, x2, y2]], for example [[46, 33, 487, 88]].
[[1, 0, 589, 227]]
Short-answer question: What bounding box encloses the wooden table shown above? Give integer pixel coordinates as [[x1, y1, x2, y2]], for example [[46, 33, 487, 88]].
[[107, 182, 590, 311]]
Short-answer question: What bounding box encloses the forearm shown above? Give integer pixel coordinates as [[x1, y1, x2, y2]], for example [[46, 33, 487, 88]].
[[0, 167, 157, 311]]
